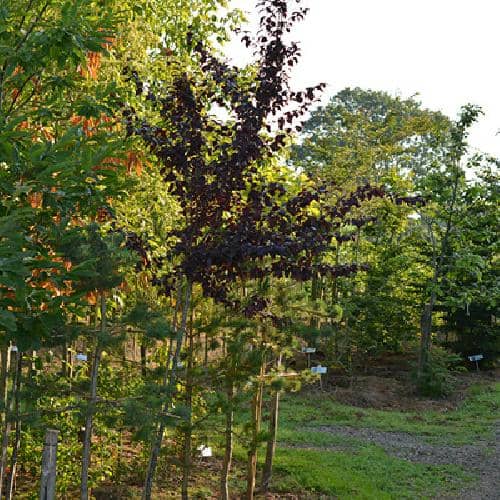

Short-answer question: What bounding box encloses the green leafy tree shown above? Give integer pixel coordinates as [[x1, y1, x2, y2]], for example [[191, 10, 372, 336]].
[[291, 88, 447, 366], [438, 159, 499, 365], [293, 87, 450, 187], [414, 105, 482, 384], [0, 1, 130, 496]]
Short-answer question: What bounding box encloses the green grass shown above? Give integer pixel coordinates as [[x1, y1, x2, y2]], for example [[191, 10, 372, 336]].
[[226, 434, 471, 499], [278, 426, 361, 449], [272, 447, 470, 499], [279, 382, 500, 445]]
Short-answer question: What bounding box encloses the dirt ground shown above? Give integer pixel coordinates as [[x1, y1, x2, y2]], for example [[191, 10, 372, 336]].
[[321, 355, 499, 412]]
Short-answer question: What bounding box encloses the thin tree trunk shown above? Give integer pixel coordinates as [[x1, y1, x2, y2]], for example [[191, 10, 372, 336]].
[[261, 355, 282, 493], [162, 282, 182, 386], [63, 343, 73, 381], [163, 338, 173, 386], [0, 345, 9, 406], [142, 281, 192, 500], [0, 344, 11, 497], [261, 390, 280, 493], [140, 342, 147, 377], [220, 383, 234, 500], [418, 215, 439, 379], [246, 364, 264, 500], [5, 352, 22, 500], [204, 333, 208, 367], [0, 417, 10, 496], [181, 418, 192, 500], [62, 342, 68, 377], [181, 311, 195, 500], [418, 289, 436, 376], [80, 294, 105, 500]]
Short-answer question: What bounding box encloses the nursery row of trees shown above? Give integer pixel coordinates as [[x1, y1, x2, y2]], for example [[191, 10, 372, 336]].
[[0, 0, 497, 497]]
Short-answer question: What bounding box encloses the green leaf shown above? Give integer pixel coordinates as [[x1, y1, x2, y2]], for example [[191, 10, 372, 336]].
[[0, 309, 16, 332]]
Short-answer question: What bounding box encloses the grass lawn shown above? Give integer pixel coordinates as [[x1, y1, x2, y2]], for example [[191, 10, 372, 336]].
[[271, 447, 468, 499]]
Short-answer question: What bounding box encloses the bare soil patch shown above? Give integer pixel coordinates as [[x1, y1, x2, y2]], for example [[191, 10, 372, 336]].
[[320, 365, 498, 412]]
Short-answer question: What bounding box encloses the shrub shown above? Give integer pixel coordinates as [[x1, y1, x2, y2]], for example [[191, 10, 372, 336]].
[[413, 347, 465, 397]]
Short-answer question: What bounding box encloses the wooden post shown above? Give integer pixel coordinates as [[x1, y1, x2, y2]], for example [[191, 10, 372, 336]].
[[39, 429, 59, 500]]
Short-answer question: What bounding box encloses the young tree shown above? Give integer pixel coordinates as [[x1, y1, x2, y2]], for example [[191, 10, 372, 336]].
[[415, 105, 482, 382], [435, 159, 499, 365]]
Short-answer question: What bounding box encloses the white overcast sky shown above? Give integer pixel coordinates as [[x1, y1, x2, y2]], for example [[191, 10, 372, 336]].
[[226, 0, 500, 157]]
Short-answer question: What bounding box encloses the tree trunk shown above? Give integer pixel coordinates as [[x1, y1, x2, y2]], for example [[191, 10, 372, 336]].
[[62, 343, 73, 381], [62, 342, 68, 377], [246, 365, 264, 500], [0, 344, 11, 498], [5, 352, 22, 500], [181, 412, 192, 500], [204, 333, 208, 367], [162, 282, 182, 386], [262, 356, 282, 493], [142, 282, 192, 500], [80, 294, 105, 500], [418, 218, 439, 381], [140, 342, 147, 377], [261, 389, 280, 493], [181, 313, 194, 500], [220, 383, 234, 500], [418, 291, 436, 377]]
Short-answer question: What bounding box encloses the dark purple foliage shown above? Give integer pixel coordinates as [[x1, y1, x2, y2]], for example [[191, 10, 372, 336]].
[[125, 1, 390, 310]]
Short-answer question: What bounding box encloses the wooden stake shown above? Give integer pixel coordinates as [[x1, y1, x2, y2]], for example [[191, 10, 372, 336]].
[[39, 429, 59, 500]]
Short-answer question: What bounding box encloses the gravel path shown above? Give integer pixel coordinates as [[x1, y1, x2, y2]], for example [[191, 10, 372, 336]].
[[310, 425, 500, 499]]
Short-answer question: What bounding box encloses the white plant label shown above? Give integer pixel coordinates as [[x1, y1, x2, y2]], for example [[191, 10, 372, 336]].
[[468, 354, 483, 362], [302, 347, 316, 354], [197, 445, 212, 457], [311, 365, 327, 374]]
